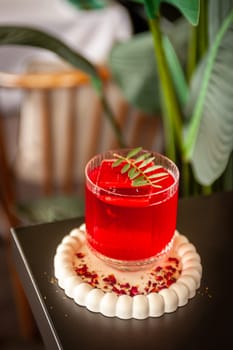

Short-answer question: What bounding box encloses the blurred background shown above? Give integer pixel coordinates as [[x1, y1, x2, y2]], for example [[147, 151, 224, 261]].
[[0, 0, 232, 349], [0, 1, 156, 348]]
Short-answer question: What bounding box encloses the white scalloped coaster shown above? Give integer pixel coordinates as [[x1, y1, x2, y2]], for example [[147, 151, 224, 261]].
[[54, 224, 202, 320]]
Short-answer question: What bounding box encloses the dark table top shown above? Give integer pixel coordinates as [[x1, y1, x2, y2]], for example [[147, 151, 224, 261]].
[[11, 191, 233, 350]]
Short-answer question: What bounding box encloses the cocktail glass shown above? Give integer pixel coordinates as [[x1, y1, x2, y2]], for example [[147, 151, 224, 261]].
[[85, 149, 179, 271]]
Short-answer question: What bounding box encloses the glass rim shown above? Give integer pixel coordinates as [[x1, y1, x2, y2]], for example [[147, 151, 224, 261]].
[[85, 149, 179, 198]]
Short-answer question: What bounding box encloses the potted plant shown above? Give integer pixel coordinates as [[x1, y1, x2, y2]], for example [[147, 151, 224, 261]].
[[108, 0, 233, 196], [0, 0, 232, 196]]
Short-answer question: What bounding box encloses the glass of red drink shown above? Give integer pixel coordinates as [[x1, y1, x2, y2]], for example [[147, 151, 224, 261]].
[[85, 148, 179, 271]]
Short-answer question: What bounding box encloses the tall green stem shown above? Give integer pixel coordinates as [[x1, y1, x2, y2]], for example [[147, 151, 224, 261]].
[[160, 90, 176, 161], [148, 17, 183, 160], [198, 0, 208, 57], [187, 1, 208, 82]]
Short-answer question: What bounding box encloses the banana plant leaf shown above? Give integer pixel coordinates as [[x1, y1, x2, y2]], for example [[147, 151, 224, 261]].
[[0, 26, 102, 92], [109, 19, 188, 115], [163, 0, 200, 25], [208, 0, 233, 44], [162, 18, 189, 65], [133, 0, 200, 24], [109, 32, 160, 115], [184, 9, 233, 185], [162, 36, 188, 107]]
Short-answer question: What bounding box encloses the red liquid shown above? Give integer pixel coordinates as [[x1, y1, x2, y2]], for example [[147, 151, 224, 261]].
[[85, 160, 178, 261]]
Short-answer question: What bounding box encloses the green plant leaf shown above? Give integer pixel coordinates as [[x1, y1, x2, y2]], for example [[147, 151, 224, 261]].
[[121, 163, 131, 174], [112, 158, 124, 167], [134, 153, 151, 163], [126, 147, 142, 159], [184, 9, 233, 185], [113, 147, 168, 187], [0, 26, 102, 92], [162, 35, 189, 107], [138, 156, 155, 168], [128, 168, 140, 179], [144, 165, 162, 173], [109, 32, 160, 115], [133, 0, 200, 24], [165, 0, 200, 25], [162, 18, 189, 66], [149, 172, 167, 179], [132, 178, 149, 187], [133, 0, 160, 19], [208, 0, 233, 44], [109, 18, 189, 116]]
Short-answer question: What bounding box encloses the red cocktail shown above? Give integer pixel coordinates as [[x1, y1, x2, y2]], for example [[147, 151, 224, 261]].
[[85, 149, 179, 270]]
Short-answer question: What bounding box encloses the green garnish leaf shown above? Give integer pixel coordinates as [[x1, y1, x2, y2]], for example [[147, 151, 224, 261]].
[[112, 147, 168, 188], [128, 168, 140, 179], [126, 147, 142, 159], [144, 165, 162, 173], [112, 158, 123, 167], [138, 156, 155, 168], [121, 163, 131, 174], [133, 178, 150, 187], [134, 153, 150, 163], [149, 172, 168, 179]]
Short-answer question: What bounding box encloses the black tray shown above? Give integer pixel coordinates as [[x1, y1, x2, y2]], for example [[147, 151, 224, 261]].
[[11, 191, 233, 350]]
